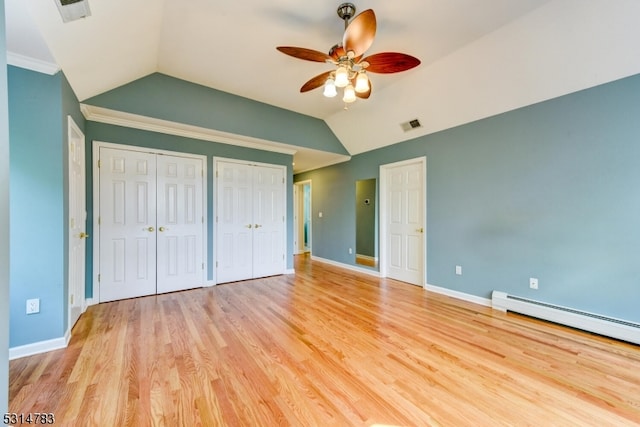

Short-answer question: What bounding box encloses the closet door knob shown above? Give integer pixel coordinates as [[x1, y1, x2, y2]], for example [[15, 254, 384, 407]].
[[245, 224, 253, 228], [254, 224, 262, 228], [147, 227, 155, 232], [159, 227, 167, 232]]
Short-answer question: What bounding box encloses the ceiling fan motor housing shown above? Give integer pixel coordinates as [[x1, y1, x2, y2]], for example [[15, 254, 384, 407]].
[[337, 3, 356, 23]]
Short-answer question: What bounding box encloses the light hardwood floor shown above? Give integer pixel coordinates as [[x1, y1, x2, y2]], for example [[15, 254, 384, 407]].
[[9, 254, 640, 426]]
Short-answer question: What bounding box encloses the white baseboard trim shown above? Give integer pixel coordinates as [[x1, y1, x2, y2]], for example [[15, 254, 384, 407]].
[[9, 329, 71, 360], [311, 256, 381, 277], [205, 280, 217, 287], [285, 268, 295, 275], [425, 283, 492, 307], [307, 258, 489, 307], [85, 297, 96, 307]]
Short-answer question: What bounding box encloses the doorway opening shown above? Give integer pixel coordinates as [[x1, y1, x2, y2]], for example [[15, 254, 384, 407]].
[[294, 180, 312, 255]]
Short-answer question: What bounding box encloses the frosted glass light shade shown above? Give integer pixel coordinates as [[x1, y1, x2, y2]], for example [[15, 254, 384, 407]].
[[334, 65, 349, 88], [343, 84, 356, 103], [355, 72, 369, 93], [323, 78, 337, 98]]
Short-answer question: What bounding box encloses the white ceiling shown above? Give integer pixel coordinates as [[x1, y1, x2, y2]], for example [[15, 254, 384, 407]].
[[6, 0, 640, 172]]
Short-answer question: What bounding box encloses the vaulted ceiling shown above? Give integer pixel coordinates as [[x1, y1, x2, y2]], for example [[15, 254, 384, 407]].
[[6, 0, 640, 172]]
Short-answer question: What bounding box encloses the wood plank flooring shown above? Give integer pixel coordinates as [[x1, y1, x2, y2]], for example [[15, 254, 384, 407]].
[[9, 254, 640, 426]]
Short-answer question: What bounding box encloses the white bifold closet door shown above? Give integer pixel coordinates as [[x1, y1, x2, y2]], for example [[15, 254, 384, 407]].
[[216, 160, 285, 284], [98, 147, 204, 302]]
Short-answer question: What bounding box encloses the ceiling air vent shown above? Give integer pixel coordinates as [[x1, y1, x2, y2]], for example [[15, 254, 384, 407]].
[[400, 118, 422, 132], [55, 0, 91, 23]]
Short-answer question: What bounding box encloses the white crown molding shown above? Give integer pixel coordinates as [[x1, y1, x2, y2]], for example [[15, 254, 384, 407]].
[[7, 51, 60, 75], [81, 104, 298, 156]]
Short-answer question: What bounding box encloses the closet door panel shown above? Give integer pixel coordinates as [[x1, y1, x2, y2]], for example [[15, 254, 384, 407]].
[[99, 148, 157, 302], [156, 154, 205, 293], [216, 162, 254, 283], [252, 166, 286, 278]]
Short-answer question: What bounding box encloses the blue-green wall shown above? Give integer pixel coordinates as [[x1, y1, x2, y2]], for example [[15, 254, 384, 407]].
[[296, 73, 640, 323], [85, 73, 348, 155], [8, 67, 67, 347], [85, 121, 294, 296], [1, 0, 11, 411]]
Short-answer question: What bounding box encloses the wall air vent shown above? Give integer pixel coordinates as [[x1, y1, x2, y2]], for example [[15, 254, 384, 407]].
[[400, 118, 422, 132], [55, 0, 91, 23]]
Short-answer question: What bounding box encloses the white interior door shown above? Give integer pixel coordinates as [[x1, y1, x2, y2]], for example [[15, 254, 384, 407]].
[[215, 160, 285, 284], [216, 162, 254, 283], [68, 117, 86, 329], [383, 159, 425, 286], [252, 165, 285, 278], [99, 147, 157, 302], [156, 154, 204, 293]]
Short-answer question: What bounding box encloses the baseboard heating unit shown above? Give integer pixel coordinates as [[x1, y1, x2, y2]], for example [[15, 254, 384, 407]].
[[492, 291, 640, 345]]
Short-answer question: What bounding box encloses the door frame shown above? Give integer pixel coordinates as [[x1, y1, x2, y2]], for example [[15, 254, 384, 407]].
[[91, 141, 208, 301], [293, 180, 312, 255], [212, 157, 287, 284], [379, 156, 427, 287], [67, 116, 86, 331]]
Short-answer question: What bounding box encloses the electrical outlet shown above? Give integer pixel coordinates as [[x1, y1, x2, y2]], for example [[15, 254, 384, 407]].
[[348, 248, 353, 254], [529, 277, 539, 290], [455, 265, 462, 275], [26, 298, 40, 314]]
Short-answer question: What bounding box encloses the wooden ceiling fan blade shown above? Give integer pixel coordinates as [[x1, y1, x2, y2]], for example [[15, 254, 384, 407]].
[[360, 52, 421, 73], [342, 9, 376, 58], [300, 71, 332, 93], [277, 46, 331, 63]]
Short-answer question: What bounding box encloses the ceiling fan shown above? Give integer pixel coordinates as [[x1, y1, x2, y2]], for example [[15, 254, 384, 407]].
[[277, 3, 421, 108]]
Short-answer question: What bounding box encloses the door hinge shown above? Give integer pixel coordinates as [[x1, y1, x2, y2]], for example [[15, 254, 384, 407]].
[[98, 216, 101, 225], [216, 261, 218, 268], [98, 274, 101, 282], [97, 159, 101, 168], [202, 263, 205, 270], [282, 254, 285, 260], [202, 216, 204, 224], [282, 177, 285, 184], [216, 170, 219, 178]]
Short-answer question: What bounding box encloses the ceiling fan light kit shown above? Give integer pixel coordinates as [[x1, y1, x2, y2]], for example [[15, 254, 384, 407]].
[[277, 3, 420, 109]]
